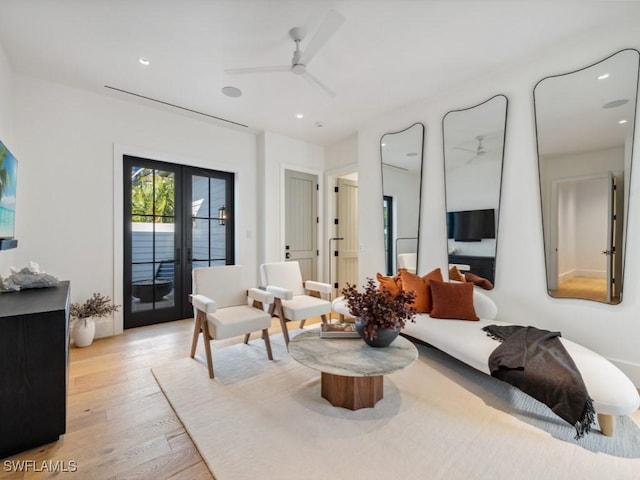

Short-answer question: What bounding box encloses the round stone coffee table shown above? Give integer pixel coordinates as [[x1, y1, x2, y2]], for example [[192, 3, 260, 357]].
[[288, 330, 418, 410]]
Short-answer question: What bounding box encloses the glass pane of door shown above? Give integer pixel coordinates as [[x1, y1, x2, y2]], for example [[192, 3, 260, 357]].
[[191, 175, 231, 268], [125, 157, 182, 329], [131, 167, 176, 313], [383, 196, 393, 275]]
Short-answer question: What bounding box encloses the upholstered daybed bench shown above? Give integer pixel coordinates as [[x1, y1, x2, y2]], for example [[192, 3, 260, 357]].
[[333, 288, 640, 437]]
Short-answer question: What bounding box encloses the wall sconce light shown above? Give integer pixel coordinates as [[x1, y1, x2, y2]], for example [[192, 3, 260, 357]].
[[218, 205, 227, 226]]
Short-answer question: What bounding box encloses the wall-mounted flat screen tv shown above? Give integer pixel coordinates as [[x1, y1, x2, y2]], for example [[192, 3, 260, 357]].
[[0, 140, 17, 240], [447, 208, 495, 242]]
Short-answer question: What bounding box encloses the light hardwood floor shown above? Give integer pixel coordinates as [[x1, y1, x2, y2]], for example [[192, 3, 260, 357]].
[[549, 276, 609, 303], [1, 317, 319, 480]]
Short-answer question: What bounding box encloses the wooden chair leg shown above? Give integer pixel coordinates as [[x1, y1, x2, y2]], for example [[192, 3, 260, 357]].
[[280, 317, 290, 346], [200, 317, 215, 379], [190, 313, 202, 358], [274, 299, 291, 345], [244, 333, 251, 344], [299, 319, 306, 329], [262, 329, 273, 360], [598, 414, 616, 436], [321, 314, 328, 324]]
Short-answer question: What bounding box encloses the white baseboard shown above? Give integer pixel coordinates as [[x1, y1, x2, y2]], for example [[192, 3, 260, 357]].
[[559, 269, 606, 282], [95, 317, 115, 338], [574, 269, 606, 278], [558, 269, 576, 283]]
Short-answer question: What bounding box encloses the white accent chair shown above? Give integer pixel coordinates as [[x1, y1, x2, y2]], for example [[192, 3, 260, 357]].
[[190, 265, 274, 379], [398, 253, 417, 274], [260, 261, 332, 345]]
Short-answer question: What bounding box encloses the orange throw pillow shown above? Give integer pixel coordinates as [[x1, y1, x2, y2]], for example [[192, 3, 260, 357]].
[[448, 265, 466, 282], [464, 272, 494, 290], [399, 268, 443, 313], [376, 272, 402, 296], [429, 279, 479, 321]]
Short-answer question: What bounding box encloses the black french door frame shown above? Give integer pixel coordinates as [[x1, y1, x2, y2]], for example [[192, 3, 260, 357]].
[[123, 155, 234, 329], [383, 195, 393, 276]]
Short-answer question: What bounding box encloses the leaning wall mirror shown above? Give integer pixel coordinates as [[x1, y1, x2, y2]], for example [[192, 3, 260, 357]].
[[381, 123, 425, 276], [534, 49, 639, 304], [442, 94, 508, 286]]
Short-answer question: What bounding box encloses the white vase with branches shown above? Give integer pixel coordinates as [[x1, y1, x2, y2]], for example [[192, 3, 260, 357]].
[[70, 293, 119, 347]]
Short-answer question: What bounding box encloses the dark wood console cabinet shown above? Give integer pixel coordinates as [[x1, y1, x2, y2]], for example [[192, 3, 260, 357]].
[[448, 255, 496, 284], [0, 282, 70, 459]]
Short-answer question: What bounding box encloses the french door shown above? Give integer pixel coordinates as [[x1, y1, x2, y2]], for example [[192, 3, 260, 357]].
[[383, 195, 393, 275], [123, 156, 234, 329]]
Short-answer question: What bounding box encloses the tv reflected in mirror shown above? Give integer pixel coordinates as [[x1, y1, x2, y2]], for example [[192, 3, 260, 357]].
[[447, 209, 496, 242]]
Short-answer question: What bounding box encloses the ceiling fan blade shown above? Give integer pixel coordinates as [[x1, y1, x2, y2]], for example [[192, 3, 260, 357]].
[[454, 146, 477, 153], [299, 9, 345, 65], [225, 65, 290, 74], [302, 71, 336, 97]]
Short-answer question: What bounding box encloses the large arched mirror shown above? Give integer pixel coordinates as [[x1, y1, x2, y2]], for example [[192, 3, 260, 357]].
[[381, 123, 425, 276], [534, 49, 639, 304], [443, 95, 508, 286]]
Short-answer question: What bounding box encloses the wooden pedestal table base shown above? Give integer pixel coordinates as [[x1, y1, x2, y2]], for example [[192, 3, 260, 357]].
[[321, 372, 383, 410], [288, 330, 418, 411]]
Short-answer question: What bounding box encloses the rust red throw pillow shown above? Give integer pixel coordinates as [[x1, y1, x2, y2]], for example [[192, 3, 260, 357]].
[[429, 279, 479, 321], [376, 272, 402, 296], [399, 268, 443, 313], [464, 272, 494, 290]]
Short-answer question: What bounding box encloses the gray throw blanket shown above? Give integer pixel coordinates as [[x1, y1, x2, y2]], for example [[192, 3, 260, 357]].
[[482, 325, 595, 439]]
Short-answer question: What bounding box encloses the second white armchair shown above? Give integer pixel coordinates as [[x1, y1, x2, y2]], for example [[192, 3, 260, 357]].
[[260, 261, 332, 345]]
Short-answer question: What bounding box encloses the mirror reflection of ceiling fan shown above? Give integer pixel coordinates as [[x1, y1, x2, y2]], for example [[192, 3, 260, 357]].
[[224, 10, 345, 97], [454, 135, 491, 163]]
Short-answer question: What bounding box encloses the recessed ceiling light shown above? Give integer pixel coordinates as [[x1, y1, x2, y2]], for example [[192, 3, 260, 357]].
[[221, 86, 242, 98], [381, 143, 386, 147], [296, 113, 304, 119], [597, 73, 609, 80], [603, 99, 629, 109], [139, 57, 150, 66], [618, 119, 628, 124]]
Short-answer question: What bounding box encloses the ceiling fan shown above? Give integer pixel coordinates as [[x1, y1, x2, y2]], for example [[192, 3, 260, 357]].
[[224, 10, 345, 97], [454, 135, 490, 163]]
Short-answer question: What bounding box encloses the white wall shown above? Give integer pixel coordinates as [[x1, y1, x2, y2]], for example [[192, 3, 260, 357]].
[[258, 131, 325, 269], [11, 74, 258, 337], [575, 178, 608, 277], [0, 42, 16, 274], [558, 182, 578, 280], [355, 16, 640, 384]]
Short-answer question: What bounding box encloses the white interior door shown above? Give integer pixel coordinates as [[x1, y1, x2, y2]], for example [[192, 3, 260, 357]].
[[335, 177, 358, 297], [285, 169, 318, 282]]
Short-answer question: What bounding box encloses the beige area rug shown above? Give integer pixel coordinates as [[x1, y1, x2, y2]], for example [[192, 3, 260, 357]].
[[152, 330, 640, 480]]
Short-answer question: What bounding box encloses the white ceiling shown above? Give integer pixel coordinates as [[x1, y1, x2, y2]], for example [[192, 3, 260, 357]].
[[535, 49, 639, 157], [0, 1, 638, 146]]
